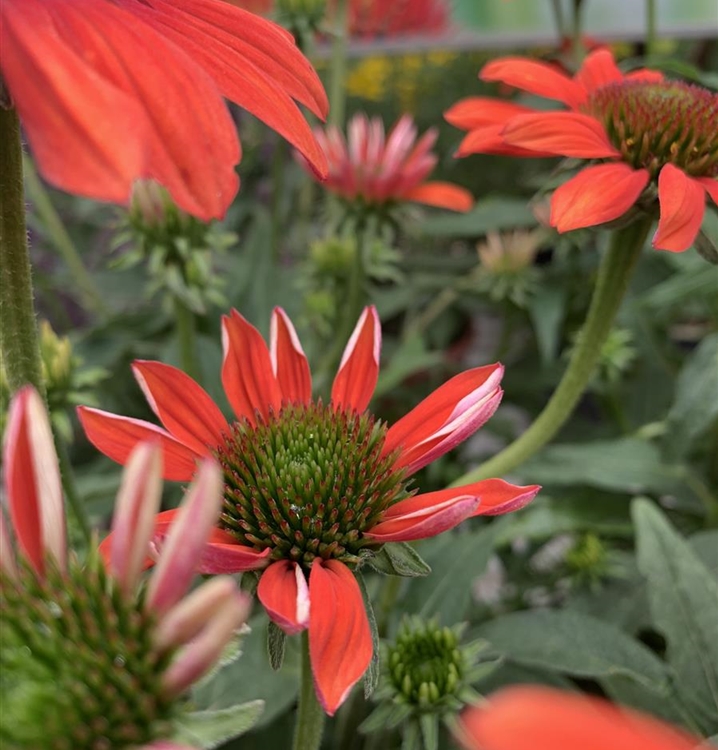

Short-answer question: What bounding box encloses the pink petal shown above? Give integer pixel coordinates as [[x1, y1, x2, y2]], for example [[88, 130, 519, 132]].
[[77, 406, 200, 481], [109, 442, 163, 593], [653, 165, 708, 252], [270, 307, 312, 405], [384, 365, 504, 476], [403, 182, 474, 212], [132, 360, 229, 455], [331, 306, 381, 414], [4, 386, 65, 575], [221, 309, 283, 425], [146, 459, 224, 615], [550, 163, 650, 232], [257, 560, 310, 634], [309, 560, 373, 716]]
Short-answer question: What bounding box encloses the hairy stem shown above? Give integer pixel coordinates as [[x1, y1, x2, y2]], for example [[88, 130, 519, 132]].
[[292, 630, 326, 750]]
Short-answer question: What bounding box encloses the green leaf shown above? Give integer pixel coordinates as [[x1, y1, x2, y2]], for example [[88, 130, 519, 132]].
[[420, 198, 536, 238], [365, 543, 432, 577], [267, 621, 286, 672], [172, 701, 264, 748], [633, 499, 718, 727], [358, 572, 381, 698], [474, 609, 671, 693], [666, 334, 718, 456], [528, 281, 567, 366]]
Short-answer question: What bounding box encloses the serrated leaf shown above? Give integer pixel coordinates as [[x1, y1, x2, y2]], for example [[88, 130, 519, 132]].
[[633, 499, 718, 729], [366, 542, 432, 577], [267, 620, 286, 671], [172, 701, 264, 748], [359, 572, 381, 698]]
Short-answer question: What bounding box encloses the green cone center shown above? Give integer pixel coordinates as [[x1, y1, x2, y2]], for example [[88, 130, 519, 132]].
[[215, 401, 410, 567], [585, 81, 718, 177], [0, 557, 175, 750]]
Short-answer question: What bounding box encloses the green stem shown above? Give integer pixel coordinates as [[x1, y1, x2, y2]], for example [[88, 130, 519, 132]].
[[646, 0, 657, 56], [22, 156, 109, 319], [270, 137, 287, 263], [0, 105, 44, 395], [571, 0, 587, 66], [549, 0, 566, 38], [292, 630, 326, 750], [173, 295, 201, 383], [328, 0, 350, 127], [52, 425, 92, 544], [452, 218, 652, 486]]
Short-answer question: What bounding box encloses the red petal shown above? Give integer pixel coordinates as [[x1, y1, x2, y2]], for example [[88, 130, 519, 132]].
[[653, 165, 707, 252], [309, 560, 372, 716], [457, 687, 701, 750], [125, 0, 328, 175], [697, 177, 718, 205], [196, 534, 272, 574], [77, 407, 200, 481], [331, 306, 381, 414], [132, 360, 229, 455], [2, 0, 239, 220], [384, 365, 504, 476], [257, 560, 310, 634], [403, 182, 474, 212], [480, 57, 586, 109], [221, 310, 283, 424], [4, 386, 65, 575], [502, 112, 620, 159], [574, 49, 623, 92], [456, 126, 553, 158], [550, 163, 650, 232], [466, 479, 541, 516], [625, 69, 664, 83], [444, 97, 536, 130], [270, 308, 312, 405]]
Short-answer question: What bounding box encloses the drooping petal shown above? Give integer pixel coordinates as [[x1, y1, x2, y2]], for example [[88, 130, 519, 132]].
[[653, 164, 707, 252], [466, 479, 541, 516], [146, 459, 224, 616], [480, 58, 586, 109], [270, 308, 312, 405], [444, 97, 536, 130], [308, 559, 373, 716], [77, 407, 200, 481], [456, 686, 701, 750], [366, 493, 480, 542], [574, 49, 623, 92], [109, 442, 163, 593], [502, 112, 620, 159], [331, 306, 381, 414], [221, 309, 283, 424], [2, 0, 239, 220], [550, 163, 650, 233], [124, 0, 329, 175], [697, 176, 718, 205], [132, 360, 229, 455], [402, 182, 474, 212], [456, 126, 554, 158], [383, 365, 504, 476], [196, 530, 272, 574], [3, 386, 65, 575], [257, 560, 310, 634]]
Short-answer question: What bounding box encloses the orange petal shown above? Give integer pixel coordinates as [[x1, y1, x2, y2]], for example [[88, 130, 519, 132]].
[[653, 165, 707, 252], [132, 360, 229, 455], [480, 57, 586, 109], [550, 163, 650, 232], [221, 309, 283, 424], [456, 126, 553, 158], [309, 560, 373, 716], [502, 112, 620, 159], [270, 308, 312, 405], [403, 182, 474, 212], [444, 97, 536, 130], [697, 176, 718, 205], [257, 560, 310, 634], [457, 687, 701, 750], [77, 406, 200, 481], [331, 306, 381, 414], [2, 0, 239, 220], [574, 49, 623, 92], [383, 365, 504, 476]]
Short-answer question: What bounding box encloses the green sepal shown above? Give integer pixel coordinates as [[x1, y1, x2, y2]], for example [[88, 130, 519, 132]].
[[364, 543, 431, 577], [358, 572, 381, 698], [171, 701, 264, 749], [695, 227, 718, 265], [267, 620, 286, 671], [419, 713, 439, 750]]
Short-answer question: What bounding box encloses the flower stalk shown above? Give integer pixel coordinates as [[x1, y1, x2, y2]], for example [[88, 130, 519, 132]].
[[328, 0, 350, 127], [0, 104, 43, 395], [173, 293, 201, 383], [453, 217, 653, 485], [292, 630, 326, 750]]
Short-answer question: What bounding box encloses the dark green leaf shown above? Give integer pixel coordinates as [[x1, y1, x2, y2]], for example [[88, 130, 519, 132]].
[[172, 701, 264, 748], [366, 543, 432, 577], [359, 572, 381, 698], [267, 621, 286, 672]]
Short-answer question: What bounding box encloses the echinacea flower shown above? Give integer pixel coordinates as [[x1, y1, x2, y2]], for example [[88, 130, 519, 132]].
[[0, 0, 328, 221], [78, 306, 539, 715], [455, 686, 702, 750], [446, 48, 718, 252], [299, 113, 474, 215], [1, 386, 253, 749]]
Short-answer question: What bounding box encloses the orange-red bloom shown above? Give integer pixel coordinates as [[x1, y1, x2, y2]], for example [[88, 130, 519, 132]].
[[1, 0, 328, 221], [446, 49, 718, 252], [78, 306, 538, 715], [299, 113, 474, 213], [456, 686, 702, 750]]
